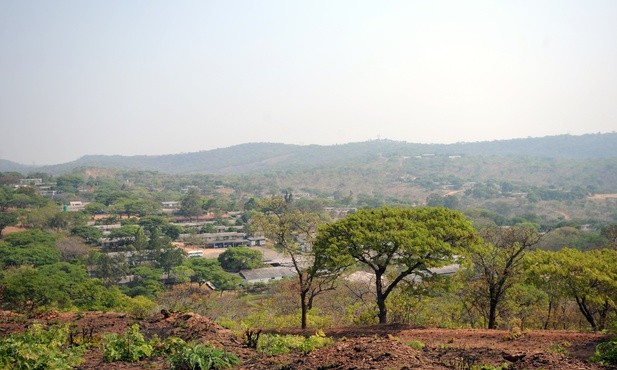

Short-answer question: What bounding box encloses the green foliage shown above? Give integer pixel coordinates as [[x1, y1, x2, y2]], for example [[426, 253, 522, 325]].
[[71, 225, 103, 244], [593, 338, 617, 365], [120, 295, 157, 319], [0, 211, 17, 235], [168, 342, 240, 370], [122, 266, 165, 299], [406, 340, 426, 349], [185, 258, 243, 291], [217, 246, 263, 272], [0, 324, 86, 369], [257, 331, 333, 355], [546, 341, 571, 356], [315, 206, 478, 324], [180, 188, 204, 218], [102, 324, 154, 362], [528, 248, 617, 331], [0, 261, 145, 313]]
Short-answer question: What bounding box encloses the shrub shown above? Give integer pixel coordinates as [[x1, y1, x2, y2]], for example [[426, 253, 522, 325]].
[[168, 342, 240, 370], [592, 338, 617, 365], [102, 324, 154, 362], [0, 324, 86, 369], [257, 331, 333, 355]]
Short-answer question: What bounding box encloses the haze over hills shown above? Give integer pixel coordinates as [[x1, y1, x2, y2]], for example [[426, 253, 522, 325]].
[[1, 133, 616, 175]]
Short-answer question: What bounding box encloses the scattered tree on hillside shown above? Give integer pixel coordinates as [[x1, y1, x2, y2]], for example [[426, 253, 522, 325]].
[[315, 206, 477, 324], [463, 225, 541, 329], [253, 196, 350, 329]]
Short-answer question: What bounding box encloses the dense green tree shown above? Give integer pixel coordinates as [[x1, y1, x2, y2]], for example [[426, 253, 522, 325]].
[[315, 206, 478, 324], [179, 188, 203, 219], [528, 248, 617, 331], [217, 247, 263, 272], [184, 258, 243, 291], [55, 174, 84, 194], [84, 202, 108, 215], [89, 251, 130, 287], [0, 262, 131, 312], [601, 224, 617, 249], [122, 266, 165, 299], [0, 265, 50, 312], [112, 197, 160, 218], [0, 230, 61, 267], [0, 211, 17, 236], [0, 186, 14, 211], [71, 225, 103, 244], [155, 245, 185, 280]]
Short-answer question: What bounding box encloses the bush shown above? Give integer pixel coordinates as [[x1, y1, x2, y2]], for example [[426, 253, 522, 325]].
[[593, 338, 617, 365], [257, 331, 333, 355], [0, 323, 86, 369], [102, 324, 153, 362], [168, 342, 240, 369]]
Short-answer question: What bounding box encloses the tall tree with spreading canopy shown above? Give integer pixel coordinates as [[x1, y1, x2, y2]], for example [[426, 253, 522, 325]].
[[315, 206, 477, 324], [253, 196, 350, 329]]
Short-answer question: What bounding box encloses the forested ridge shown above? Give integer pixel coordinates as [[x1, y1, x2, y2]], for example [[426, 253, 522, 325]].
[[2, 133, 616, 175]]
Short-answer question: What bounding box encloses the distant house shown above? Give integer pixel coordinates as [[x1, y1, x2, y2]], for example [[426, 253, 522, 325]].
[[239, 267, 296, 284], [248, 236, 266, 246], [180, 231, 251, 248], [65, 201, 87, 212], [19, 178, 43, 186], [161, 201, 180, 209]]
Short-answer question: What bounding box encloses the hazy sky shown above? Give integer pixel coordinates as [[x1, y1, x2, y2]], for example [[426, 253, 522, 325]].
[[1, 1, 616, 164]]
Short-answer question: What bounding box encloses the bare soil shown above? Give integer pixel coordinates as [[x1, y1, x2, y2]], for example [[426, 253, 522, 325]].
[[0, 310, 614, 369]]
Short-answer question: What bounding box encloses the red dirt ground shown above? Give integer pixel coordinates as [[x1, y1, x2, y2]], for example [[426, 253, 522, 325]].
[[0, 310, 614, 369]]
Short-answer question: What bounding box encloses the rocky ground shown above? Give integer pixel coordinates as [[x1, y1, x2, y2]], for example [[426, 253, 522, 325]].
[[0, 310, 614, 369]]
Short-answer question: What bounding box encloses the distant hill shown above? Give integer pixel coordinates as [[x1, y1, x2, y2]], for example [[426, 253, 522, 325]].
[[2, 133, 616, 175]]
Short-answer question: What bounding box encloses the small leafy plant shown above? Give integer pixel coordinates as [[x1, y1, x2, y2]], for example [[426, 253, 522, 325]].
[[257, 330, 333, 355], [102, 324, 154, 362], [168, 342, 240, 370]]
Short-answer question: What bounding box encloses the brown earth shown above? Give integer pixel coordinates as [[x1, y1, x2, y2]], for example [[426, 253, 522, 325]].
[[0, 310, 614, 370]]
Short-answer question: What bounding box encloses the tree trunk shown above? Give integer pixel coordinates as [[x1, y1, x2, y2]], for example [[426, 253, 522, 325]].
[[300, 290, 308, 329], [375, 272, 387, 324], [575, 296, 597, 331], [377, 294, 387, 324], [544, 299, 553, 330], [488, 298, 498, 329]]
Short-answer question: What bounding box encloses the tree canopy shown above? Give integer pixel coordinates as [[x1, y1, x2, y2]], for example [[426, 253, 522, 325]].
[[315, 206, 478, 324]]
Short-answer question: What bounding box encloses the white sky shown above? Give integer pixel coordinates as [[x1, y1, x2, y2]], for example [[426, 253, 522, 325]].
[[1, 0, 616, 165]]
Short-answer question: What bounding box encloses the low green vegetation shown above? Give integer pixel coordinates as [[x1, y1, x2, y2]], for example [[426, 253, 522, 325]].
[[102, 324, 155, 362], [102, 324, 240, 369], [0, 324, 88, 369], [592, 338, 617, 365], [168, 342, 240, 370], [257, 331, 334, 355]]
